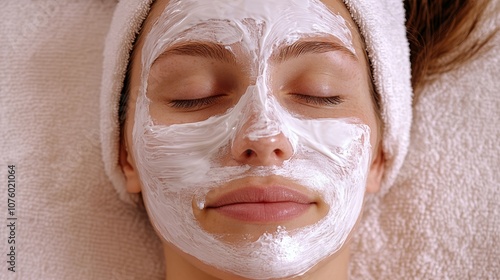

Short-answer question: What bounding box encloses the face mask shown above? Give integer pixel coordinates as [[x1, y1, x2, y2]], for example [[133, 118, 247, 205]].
[[132, 0, 371, 278]]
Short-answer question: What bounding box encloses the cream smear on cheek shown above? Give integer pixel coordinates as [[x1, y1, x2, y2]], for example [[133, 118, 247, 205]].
[[133, 0, 371, 279]]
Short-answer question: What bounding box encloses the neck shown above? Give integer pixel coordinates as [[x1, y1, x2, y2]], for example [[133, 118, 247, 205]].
[[163, 242, 350, 280]]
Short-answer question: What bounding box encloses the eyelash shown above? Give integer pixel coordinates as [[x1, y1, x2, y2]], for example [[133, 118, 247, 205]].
[[168, 94, 342, 109], [168, 95, 223, 109], [292, 94, 344, 106]]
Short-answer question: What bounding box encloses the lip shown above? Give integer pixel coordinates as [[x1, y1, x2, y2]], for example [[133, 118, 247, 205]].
[[206, 186, 315, 223]]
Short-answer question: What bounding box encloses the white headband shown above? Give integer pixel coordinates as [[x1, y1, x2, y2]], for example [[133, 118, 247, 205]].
[[100, 0, 412, 204]]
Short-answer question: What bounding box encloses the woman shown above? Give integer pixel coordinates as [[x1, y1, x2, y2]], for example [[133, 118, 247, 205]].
[[100, 0, 492, 279]]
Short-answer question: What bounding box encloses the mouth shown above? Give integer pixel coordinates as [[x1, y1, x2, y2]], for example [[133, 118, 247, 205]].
[[205, 186, 316, 223]]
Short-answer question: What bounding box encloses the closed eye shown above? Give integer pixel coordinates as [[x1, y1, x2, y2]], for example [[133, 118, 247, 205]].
[[168, 94, 225, 109], [291, 94, 344, 106]]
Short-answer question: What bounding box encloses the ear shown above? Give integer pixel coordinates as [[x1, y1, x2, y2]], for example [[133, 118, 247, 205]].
[[365, 146, 385, 193], [119, 139, 142, 194]]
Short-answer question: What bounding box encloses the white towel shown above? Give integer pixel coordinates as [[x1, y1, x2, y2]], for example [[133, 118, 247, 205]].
[[350, 3, 500, 278], [100, 0, 154, 205], [343, 0, 412, 195], [0, 2, 163, 279], [1, 1, 498, 280]]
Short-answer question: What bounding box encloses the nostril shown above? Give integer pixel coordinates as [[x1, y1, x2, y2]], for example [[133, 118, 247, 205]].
[[273, 149, 284, 157], [232, 133, 294, 165], [245, 149, 253, 157]]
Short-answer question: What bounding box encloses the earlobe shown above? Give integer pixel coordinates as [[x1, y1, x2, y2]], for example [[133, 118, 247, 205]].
[[119, 140, 142, 194], [365, 147, 385, 193]]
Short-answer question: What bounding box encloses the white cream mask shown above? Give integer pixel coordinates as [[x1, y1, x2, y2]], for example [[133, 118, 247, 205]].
[[132, 0, 372, 279]]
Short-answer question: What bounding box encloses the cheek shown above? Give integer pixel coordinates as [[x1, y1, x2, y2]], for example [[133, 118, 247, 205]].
[[370, 124, 380, 158], [365, 104, 381, 160]]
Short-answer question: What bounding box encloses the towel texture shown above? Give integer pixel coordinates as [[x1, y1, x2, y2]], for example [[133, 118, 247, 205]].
[[0, 2, 163, 279], [0, 1, 498, 280], [100, 0, 412, 204], [101, 0, 154, 205], [342, 0, 412, 195], [350, 3, 500, 278]]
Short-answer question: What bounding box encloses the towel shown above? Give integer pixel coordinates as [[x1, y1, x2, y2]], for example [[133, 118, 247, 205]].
[[349, 3, 500, 278], [100, 0, 413, 204], [0, 1, 498, 280], [100, 0, 154, 205], [0, 2, 163, 279]]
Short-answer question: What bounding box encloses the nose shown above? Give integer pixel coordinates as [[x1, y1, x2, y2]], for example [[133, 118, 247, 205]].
[[231, 121, 294, 166]]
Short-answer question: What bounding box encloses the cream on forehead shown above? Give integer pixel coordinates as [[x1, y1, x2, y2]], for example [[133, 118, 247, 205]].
[[142, 0, 355, 72], [132, 0, 368, 278]]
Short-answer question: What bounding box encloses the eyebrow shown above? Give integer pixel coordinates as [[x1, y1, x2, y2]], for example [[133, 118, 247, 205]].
[[160, 41, 237, 64], [273, 40, 357, 62], [158, 40, 356, 64]]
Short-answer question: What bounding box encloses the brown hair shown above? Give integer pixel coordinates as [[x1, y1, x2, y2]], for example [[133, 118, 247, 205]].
[[404, 0, 498, 99]]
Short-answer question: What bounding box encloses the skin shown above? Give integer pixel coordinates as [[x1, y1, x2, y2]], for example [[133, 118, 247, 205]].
[[119, 0, 385, 279]]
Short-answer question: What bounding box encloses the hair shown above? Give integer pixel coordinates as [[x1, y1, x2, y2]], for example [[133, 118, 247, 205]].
[[404, 0, 497, 100], [119, 0, 497, 133]]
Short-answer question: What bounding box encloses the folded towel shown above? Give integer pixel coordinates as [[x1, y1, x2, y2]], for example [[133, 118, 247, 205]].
[[343, 0, 412, 195], [100, 0, 154, 205]]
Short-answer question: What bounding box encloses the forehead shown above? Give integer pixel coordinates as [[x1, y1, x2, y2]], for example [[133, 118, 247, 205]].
[[139, 0, 364, 57], [155, 0, 350, 44]]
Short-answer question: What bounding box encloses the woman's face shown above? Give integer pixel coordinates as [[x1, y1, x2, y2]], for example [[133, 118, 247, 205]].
[[120, 0, 384, 278]]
